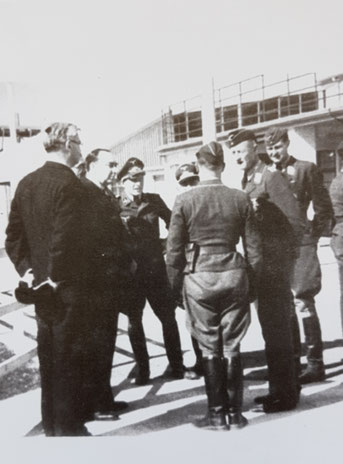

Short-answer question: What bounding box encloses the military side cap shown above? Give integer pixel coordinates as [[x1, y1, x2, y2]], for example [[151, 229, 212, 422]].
[[227, 129, 256, 148], [264, 127, 289, 146], [196, 141, 224, 164], [175, 163, 199, 186], [117, 157, 145, 182]]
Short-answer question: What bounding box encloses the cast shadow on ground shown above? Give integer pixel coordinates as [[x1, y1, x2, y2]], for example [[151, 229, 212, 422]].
[[102, 376, 343, 436]]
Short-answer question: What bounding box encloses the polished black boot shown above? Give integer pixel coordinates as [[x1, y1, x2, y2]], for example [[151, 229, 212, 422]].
[[185, 337, 204, 380], [290, 306, 302, 381], [162, 317, 184, 379], [224, 354, 248, 429], [299, 315, 325, 384], [128, 320, 150, 385], [193, 356, 229, 431]]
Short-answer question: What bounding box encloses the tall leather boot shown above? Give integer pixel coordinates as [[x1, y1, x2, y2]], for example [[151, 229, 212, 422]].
[[161, 313, 184, 379], [299, 314, 325, 384], [224, 354, 248, 429], [128, 319, 150, 385], [193, 356, 229, 431], [290, 304, 302, 379], [185, 337, 204, 379]]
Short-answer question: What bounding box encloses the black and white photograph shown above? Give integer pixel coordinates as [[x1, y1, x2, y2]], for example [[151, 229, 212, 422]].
[[0, 0, 342, 462]]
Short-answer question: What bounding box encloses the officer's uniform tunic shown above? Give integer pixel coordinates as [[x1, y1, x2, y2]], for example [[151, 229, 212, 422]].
[[118, 192, 183, 374], [243, 161, 305, 400], [278, 156, 333, 366], [167, 179, 262, 356]]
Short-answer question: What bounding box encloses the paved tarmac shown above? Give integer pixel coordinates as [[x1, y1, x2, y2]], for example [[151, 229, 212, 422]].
[[0, 240, 342, 464]]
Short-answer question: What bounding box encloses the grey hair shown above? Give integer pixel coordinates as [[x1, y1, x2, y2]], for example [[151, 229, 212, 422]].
[[43, 122, 79, 153]]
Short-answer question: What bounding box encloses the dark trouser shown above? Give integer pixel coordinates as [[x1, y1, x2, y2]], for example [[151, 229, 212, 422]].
[[331, 228, 343, 337], [82, 287, 119, 418], [257, 258, 298, 401], [36, 284, 87, 436], [122, 266, 183, 374], [292, 242, 323, 366]]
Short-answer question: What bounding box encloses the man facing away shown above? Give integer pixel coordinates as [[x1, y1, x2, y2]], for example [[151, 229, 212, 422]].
[[5, 122, 89, 436], [167, 142, 262, 430], [174, 163, 203, 380], [79, 148, 132, 421], [265, 127, 333, 383], [227, 128, 305, 413]]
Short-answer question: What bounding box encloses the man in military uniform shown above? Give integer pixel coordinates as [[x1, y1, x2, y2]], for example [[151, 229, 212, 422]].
[[167, 142, 262, 430], [330, 164, 343, 339], [80, 148, 132, 421], [174, 163, 203, 380], [227, 128, 305, 412], [265, 127, 333, 383], [117, 157, 184, 385]]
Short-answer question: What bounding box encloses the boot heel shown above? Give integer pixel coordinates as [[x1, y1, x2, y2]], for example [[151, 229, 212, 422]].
[[228, 412, 248, 430], [193, 407, 230, 431]]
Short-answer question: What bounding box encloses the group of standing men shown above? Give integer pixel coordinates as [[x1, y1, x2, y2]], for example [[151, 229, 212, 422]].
[[5, 122, 184, 436], [4, 120, 336, 435], [167, 125, 333, 430]]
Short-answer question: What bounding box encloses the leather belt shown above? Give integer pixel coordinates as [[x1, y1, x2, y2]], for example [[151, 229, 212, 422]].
[[197, 244, 236, 254]]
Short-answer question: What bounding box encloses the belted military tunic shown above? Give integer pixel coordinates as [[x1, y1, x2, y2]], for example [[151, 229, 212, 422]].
[[167, 179, 262, 356]]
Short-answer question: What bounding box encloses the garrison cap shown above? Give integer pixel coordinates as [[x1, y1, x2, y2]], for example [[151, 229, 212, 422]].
[[226, 129, 256, 148], [264, 127, 289, 147], [175, 163, 199, 186], [117, 157, 145, 182], [196, 141, 224, 164]]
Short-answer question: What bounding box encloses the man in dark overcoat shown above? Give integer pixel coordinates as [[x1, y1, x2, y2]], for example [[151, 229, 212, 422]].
[[5, 122, 89, 436], [117, 157, 183, 385], [79, 148, 132, 421], [167, 142, 262, 430], [227, 128, 305, 413], [265, 127, 333, 383]]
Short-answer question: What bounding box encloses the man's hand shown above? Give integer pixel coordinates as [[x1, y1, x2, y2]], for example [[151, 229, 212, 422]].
[[20, 269, 34, 287]]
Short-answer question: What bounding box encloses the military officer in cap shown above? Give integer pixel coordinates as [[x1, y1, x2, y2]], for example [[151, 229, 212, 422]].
[[167, 142, 262, 430], [117, 157, 184, 385], [264, 127, 333, 383], [227, 128, 305, 413], [174, 163, 203, 379]]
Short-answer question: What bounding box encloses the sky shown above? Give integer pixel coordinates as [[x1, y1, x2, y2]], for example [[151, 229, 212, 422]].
[[0, 0, 343, 152]]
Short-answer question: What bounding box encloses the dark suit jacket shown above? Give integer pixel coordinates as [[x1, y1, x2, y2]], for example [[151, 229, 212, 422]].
[[79, 178, 132, 288], [5, 161, 84, 285]]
